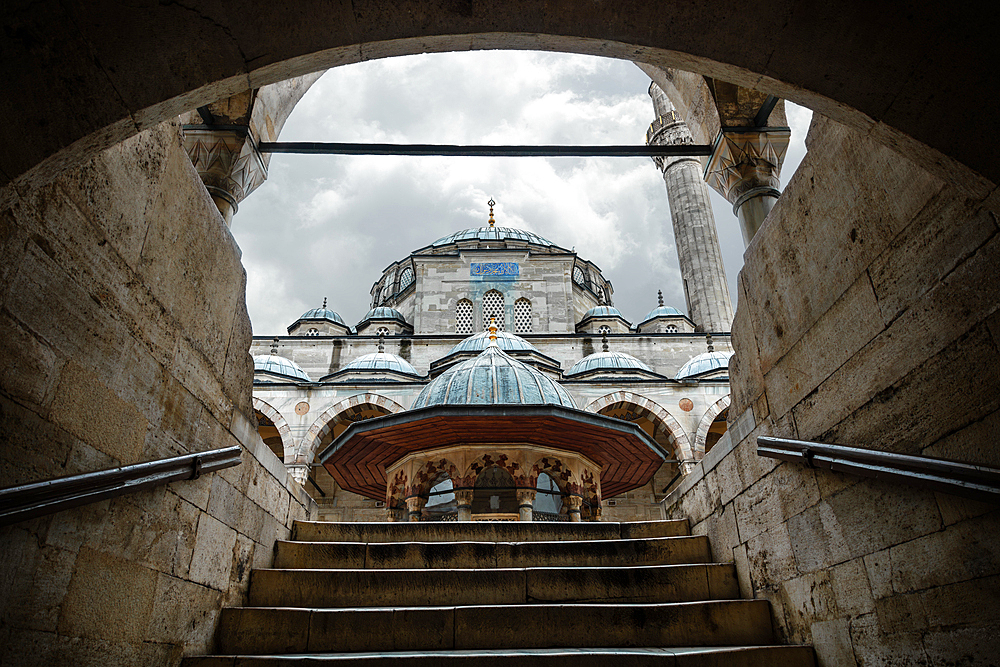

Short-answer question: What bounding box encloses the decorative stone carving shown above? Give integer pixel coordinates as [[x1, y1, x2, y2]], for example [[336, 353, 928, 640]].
[[455, 489, 474, 521], [516, 488, 537, 522], [405, 495, 427, 522], [182, 127, 267, 225], [564, 495, 584, 522]]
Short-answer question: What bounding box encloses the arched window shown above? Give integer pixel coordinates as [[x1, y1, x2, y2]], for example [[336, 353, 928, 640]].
[[598, 325, 611, 335], [426, 474, 455, 509], [456, 299, 473, 334], [399, 266, 414, 290], [514, 298, 532, 333], [472, 466, 516, 515], [665, 324, 678, 333], [573, 266, 586, 286], [307, 328, 320, 336], [375, 326, 390, 337], [483, 290, 505, 330], [533, 472, 563, 515]]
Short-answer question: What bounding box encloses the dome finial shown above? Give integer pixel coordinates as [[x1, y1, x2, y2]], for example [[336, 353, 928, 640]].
[[706, 333, 714, 353], [488, 198, 496, 228], [602, 332, 609, 352], [322, 296, 327, 309], [270, 337, 279, 355], [657, 290, 664, 307], [377, 332, 385, 353], [488, 317, 498, 344]]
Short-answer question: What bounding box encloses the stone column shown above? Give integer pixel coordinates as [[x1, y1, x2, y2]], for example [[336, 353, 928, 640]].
[[386, 506, 406, 522], [286, 464, 308, 487], [455, 489, 474, 521], [647, 83, 734, 332], [704, 128, 790, 246], [182, 127, 267, 227], [565, 496, 583, 522], [516, 488, 537, 522], [405, 496, 426, 522]]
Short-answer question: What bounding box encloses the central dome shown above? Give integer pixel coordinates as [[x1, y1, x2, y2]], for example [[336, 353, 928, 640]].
[[430, 226, 557, 248], [412, 344, 576, 408]]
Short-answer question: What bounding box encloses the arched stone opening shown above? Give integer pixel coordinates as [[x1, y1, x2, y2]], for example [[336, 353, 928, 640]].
[[299, 393, 406, 465], [251, 397, 294, 463], [472, 466, 518, 518], [694, 395, 732, 458]]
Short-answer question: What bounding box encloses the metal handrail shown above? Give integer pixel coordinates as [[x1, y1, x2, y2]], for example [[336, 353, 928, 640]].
[[757, 436, 1000, 504], [0, 445, 243, 526]]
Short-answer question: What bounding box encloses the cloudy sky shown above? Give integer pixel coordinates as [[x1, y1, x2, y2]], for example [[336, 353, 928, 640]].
[[233, 51, 812, 336]]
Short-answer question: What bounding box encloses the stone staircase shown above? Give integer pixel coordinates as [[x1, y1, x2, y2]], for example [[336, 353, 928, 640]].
[[184, 520, 815, 665]]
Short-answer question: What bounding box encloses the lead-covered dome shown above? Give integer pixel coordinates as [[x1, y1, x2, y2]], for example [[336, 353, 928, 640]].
[[447, 330, 539, 355], [639, 305, 682, 324], [341, 352, 420, 377], [412, 343, 575, 408], [360, 306, 407, 325], [297, 307, 345, 325], [253, 354, 311, 382], [583, 305, 624, 319], [430, 226, 557, 248], [566, 351, 654, 377], [676, 350, 733, 379]]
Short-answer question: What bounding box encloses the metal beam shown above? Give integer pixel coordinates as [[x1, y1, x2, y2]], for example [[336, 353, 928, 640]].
[[753, 95, 779, 127], [258, 142, 714, 158]]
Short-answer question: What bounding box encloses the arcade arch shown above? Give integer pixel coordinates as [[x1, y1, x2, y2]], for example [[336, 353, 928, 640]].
[[251, 397, 294, 462], [298, 392, 406, 466], [694, 395, 731, 458]]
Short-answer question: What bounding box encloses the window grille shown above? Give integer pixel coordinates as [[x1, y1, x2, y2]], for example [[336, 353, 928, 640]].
[[573, 266, 586, 286], [375, 327, 390, 337], [598, 325, 611, 335], [514, 298, 532, 333], [665, 324, 678, 333], [483, 290, 505, 330], [399, 266, 414, 290], [456, 299, 473, 334], [307, 328, 320, 336]]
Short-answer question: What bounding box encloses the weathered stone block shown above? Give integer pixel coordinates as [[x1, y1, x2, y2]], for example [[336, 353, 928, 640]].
[[746, 522, 798, 587], [57, 546, 157, 643], [809, 617, 856, 667], [828, 558, 875, 617], [188, 513, 238, 591], [787, 500, 851, 574], [145, 572, 221, 653], [888, 512, 1000, 593]]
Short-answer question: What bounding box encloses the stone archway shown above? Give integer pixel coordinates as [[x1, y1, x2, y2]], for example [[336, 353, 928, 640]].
[[297, 392, 405, 465], [4, 3, 994, 201], [694, 395, 731, 458], [584, 391, 695, 464], [251, 397, 295, 462]]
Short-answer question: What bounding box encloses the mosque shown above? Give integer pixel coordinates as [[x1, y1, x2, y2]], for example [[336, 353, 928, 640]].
[[250, 198, 735, 522]]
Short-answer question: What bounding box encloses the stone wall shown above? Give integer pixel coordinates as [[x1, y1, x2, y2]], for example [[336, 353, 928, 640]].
[[662, 114, 1000, 664], [0, 121, 316, 665]]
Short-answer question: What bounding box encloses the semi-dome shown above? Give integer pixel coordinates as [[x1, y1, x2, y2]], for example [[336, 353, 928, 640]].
[[252, 354, 311, 382], [676, 350, 733, 379], [566, 351, 654, 377], [360, 306, 407, 324], [341, 352, 420, 377], [297, 307, 345, 325], [447, 330, 539, 355], [583, 305, 624, 319], [412, 342, 576, 409], [430, 226, 557, 248]]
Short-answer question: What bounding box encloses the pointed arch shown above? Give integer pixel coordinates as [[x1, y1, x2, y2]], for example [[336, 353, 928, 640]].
[[456, 298, 473, 334], [298, 392, 406, 465], [584, 391, 694, 463], [514, 297, 532, 333], [462, 451, 527, 488], [406, 456, 461, 499], [694, 394, 731, 458], [482, 289, 505, 330], [251, 397, 295, 462]]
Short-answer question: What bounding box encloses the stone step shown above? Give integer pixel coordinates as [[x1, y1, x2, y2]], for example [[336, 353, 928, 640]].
[[291, 519, 690, 543], [273, 535, 712, 570], [215, 600, 774, 655], [248, 563, 740, 608], [182, 645, 817, 666]]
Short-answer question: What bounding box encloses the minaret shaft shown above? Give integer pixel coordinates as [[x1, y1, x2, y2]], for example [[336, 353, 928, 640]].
[[647, 83, 734, 332]]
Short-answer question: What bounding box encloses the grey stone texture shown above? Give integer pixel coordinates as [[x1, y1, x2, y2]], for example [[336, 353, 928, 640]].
[[662, 114, 1000, 664], [0, 121, 316, 665]]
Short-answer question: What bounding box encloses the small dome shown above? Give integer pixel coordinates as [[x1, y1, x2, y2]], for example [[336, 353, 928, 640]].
[[430, 226, 557, 248], [640, 305, 683, 324], [297, 307, 345, 325], [566, 351, 653, 377], [341, 352, 420, 377], [412, 344, 576, 409], [253, 354, 311, 382], [448, 330, 539, 355], [675, 350, 734, 379], [583, 305, 624, 319], [360, 306, 408, 325]]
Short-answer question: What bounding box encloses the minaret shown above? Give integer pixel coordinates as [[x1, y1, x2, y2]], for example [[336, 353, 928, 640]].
[[646, 82, 734, 332]]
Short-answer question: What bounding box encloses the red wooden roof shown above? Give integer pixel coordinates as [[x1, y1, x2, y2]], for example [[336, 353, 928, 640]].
[[319, 404, 668, 500]]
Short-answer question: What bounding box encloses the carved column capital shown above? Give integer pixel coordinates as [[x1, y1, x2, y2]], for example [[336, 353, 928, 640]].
[[564, 495, 584, 522], [182, 126, 267, 226], [405, 496, 427, 522]]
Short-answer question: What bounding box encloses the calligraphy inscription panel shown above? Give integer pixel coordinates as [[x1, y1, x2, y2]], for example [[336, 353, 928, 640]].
[[471, 262, 519, 277]]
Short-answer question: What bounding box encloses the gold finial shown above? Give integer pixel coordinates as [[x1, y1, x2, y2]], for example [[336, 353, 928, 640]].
[[488, 317, 498, 344], [488, 198, 496, 228]]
